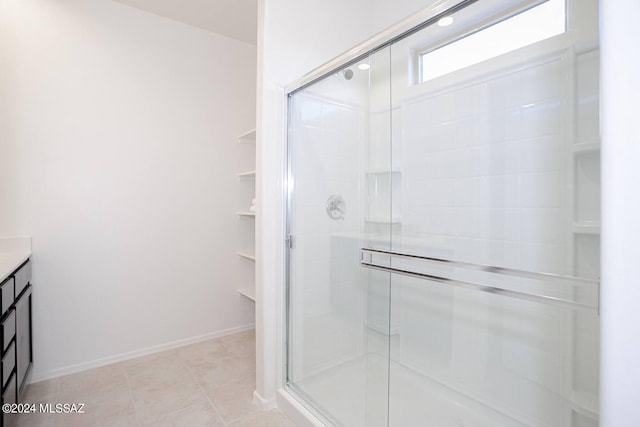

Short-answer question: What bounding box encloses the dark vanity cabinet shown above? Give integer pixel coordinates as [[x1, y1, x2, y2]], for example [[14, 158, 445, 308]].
[[0, 260, 33, 427]]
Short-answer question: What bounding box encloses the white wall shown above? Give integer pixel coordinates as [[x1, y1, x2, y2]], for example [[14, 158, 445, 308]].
[[600, 0, 640, 425], [0, 0, 257, 380], [261, 0, 429, 85]]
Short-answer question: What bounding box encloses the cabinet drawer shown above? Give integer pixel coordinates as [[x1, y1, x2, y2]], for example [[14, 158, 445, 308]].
[[2, 341, 15, 388], [1, 278, 14, 316], [14, 262, 31, 297], [1, 310, 15, 352]]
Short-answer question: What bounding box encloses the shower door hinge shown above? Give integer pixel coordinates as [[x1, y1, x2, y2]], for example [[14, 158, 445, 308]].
[[286, 234, 294, 249]]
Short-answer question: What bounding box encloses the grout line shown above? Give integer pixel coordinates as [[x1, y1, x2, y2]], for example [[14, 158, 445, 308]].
[[183, 355, 229, 427], [124, 355, 209, 425], [183, 332, 262, 427], [124, 349, 212, 424], [140, 402, 207, 424], [122, 368, 143, 427]]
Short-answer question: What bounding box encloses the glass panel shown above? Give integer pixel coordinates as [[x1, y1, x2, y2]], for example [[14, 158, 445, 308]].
[[420, 0, 566, 82], [388, 0, 599, 426], [286, 47, 392, 427]]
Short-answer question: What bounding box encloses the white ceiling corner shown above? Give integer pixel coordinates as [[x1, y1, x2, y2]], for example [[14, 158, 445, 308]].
[[113, 0, 258, 44]]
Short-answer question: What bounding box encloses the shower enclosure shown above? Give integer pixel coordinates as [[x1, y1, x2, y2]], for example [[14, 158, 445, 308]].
[[285, 0, 600, 425]]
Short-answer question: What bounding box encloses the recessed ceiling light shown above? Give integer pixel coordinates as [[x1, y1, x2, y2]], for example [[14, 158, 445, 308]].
[[437, 16, 454, 27], [357, 63, 370, 70]]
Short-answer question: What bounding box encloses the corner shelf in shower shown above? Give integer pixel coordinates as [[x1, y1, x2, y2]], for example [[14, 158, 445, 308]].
[[570, 390, 599, 418], [364, 167, 401, 175], [572, 142, 601, 153], [568, 50, 601, 421], [365, 216, 401, 224], [572, 221, 600, 234], [236, 128, 257, 305]]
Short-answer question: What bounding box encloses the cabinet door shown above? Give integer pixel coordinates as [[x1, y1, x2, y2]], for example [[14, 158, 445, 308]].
[[2, 373, 17, 427], [15, 285, 31, 394]]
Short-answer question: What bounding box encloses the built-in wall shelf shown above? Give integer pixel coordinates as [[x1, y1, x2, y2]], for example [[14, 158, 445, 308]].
[[238, 287, 256, 302], [236, 127, 257, 309], [570, 390, 599, 418], [237, 129, 256, 142], [572, 221, 600, 234], [237, 252, 256, 261]]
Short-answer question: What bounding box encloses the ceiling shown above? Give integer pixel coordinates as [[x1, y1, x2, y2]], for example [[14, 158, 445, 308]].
[[113, 0, 258, 44]]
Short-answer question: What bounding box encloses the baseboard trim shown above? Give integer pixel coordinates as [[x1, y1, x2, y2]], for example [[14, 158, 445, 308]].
[[253, 390, 277, 410], [29, 323, 255, 383]]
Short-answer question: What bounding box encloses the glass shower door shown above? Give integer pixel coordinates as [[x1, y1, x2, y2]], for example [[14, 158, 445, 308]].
[[378, 0, 600, 426], [286, 48, 393, 427], [287, 1, 600, 426]]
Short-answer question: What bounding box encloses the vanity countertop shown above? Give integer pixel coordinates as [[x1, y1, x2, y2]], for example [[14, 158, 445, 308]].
[[0, 237, 32, 283], [0, 252, 31, 283]]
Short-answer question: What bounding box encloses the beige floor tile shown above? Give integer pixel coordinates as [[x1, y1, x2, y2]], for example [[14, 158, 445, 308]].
[[58, 364, 129, 398], [225, 342, 256, 364], [224, 335, 256, 357], [217, 330, 255, 349], [143, 402, 225, 427], [202, 374, 259, 423], [177, 339, 229, 365], [130, 371, 208, 424], [188, 353, 255, 390], [15, 402, 139, 427], [22, 378, 62, 404], [228, 409, 295, 427], [125, 346, 212, 423], [53, 411, 140, 427], [126, 359, 186, 390], [120, 348, 181, 373], [19, 365, 137, 427], [124, 350, 184, 380], [16, 411, 55, 427], [18, 330, 273, 427], [72, 385, 135, 418]]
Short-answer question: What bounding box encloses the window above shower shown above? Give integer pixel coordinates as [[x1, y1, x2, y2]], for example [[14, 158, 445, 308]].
[[419, 0, 566, 83]]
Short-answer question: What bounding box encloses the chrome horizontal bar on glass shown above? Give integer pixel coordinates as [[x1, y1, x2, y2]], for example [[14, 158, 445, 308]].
[[360, 248, 599, 312], [361, 248, 599, 285]]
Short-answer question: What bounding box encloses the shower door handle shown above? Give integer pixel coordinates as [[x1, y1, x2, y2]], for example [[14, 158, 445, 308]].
[[359, 248, 599, 313]]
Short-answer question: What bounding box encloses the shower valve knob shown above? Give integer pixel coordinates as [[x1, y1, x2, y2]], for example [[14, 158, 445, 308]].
[[326, 195, 346, 220]]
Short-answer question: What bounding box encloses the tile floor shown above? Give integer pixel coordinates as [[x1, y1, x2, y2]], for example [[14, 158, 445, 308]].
[[16, 330, 295, 427]]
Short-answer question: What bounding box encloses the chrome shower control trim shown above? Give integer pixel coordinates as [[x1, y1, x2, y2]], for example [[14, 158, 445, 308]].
[[326, 195, 346, 220]]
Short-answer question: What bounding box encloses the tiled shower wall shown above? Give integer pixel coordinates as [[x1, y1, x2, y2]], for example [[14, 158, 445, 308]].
[[399, 53, 572, 272], [387, 46, 600, 426], [289, 89, 368, 379]]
